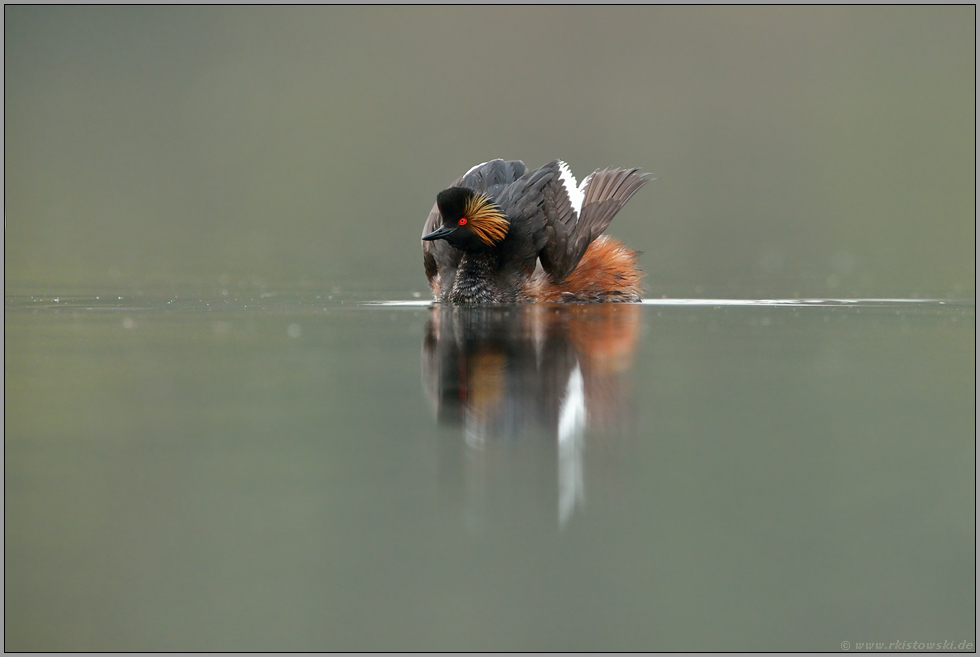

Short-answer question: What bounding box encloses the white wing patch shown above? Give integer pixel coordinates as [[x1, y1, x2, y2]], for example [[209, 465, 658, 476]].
[[557, 160, 586, 218]]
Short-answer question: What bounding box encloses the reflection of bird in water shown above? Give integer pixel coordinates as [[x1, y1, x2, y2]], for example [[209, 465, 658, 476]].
[[421, 160, 652, 304], [422, 304, 641, 527]]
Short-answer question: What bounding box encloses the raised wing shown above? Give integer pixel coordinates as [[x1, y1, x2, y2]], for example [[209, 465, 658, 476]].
[[537, 162, 652, 283], [422, 160, 527, 297]]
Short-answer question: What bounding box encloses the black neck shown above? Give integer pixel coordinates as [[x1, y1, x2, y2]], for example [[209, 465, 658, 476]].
[[449, 251, 510, 304]]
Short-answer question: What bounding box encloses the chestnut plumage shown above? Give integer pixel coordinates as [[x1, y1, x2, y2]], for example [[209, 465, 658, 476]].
[[421, 159, 652, 304]]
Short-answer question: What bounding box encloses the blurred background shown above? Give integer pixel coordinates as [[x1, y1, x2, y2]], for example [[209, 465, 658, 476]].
[[5, 6, 975, 299]]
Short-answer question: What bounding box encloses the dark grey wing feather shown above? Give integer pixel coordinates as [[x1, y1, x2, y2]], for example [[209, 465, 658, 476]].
[[578, 167, 652, 237], [460, 159, 527, 197], [538, 166, 652, 283]]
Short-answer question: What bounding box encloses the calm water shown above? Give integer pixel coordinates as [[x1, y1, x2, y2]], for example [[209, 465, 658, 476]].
[[4, 290, 974, 651]]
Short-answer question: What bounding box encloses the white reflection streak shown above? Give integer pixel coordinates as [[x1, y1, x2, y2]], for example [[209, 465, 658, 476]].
[[464, 408, 485, 449], [558, 362, 586, 528]]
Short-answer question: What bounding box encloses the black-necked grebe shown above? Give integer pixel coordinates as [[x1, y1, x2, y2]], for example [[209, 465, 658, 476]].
[[421, 159, 651, 304]]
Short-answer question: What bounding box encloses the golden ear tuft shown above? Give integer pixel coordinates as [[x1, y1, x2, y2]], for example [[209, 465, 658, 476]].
[[463, 193, 509, 246]]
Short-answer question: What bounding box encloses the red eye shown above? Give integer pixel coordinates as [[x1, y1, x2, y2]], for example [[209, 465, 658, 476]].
[[458, 217, 467, 226]]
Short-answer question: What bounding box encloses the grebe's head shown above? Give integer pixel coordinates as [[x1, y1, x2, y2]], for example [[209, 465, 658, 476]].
[[422, 187, 509, 251]]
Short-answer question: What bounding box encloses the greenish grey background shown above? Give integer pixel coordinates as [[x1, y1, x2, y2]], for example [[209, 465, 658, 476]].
[[4, 6, 975, 298]]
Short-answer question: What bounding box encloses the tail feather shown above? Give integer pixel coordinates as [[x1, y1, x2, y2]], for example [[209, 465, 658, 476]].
[[528, 236, 643, 303]]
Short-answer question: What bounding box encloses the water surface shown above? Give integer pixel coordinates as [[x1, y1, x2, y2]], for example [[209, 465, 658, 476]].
[[5, 290, 974, 650]]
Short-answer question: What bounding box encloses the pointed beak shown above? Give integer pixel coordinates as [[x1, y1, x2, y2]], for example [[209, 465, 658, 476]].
[[422, 224, 455, 241]]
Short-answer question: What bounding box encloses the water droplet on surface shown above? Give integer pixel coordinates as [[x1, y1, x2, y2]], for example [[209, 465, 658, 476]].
[[286, 323, 302, 339]]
